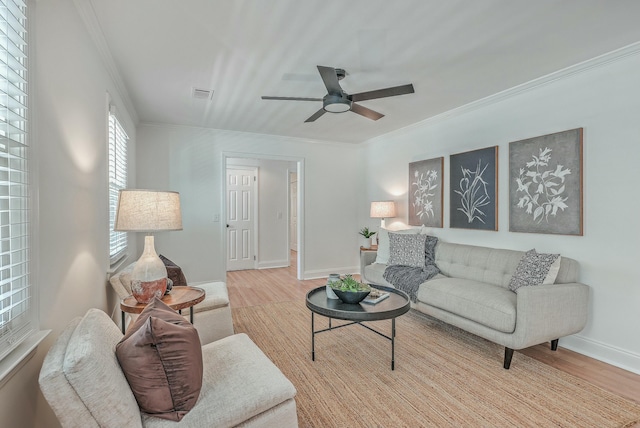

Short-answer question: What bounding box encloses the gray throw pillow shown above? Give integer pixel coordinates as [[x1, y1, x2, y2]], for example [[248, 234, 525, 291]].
[[388, 233, 428, 268], [509, 249, 561, 292], [424, 235, 439, 273]]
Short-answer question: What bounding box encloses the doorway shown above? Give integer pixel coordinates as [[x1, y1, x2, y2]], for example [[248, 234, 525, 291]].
[[289, 171, 298, 252], [223, 154, 304, 279]]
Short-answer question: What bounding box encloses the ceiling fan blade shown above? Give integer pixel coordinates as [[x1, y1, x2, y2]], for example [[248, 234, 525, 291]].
[[317, 65, 343, 95], [262, 96, 322, 102], [350, 103, 384, 121], [304, 108, 327, 123], [350, 83, 415, 102]]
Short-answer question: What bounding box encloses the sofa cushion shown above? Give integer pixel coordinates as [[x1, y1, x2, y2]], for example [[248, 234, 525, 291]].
[[509, 249, 561, 292], [116, 298, 203, 421], [63, 309, 143, 427], [375, 227, 423, 265], [418, 278, 517, 333], [364, 262, 394, 286], [434, 242, 526, 288], [388, 233, 428, 268], [142, 333, 297, 427]]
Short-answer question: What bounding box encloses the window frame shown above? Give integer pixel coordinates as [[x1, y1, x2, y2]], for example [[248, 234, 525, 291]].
[[0, 0, 39, 366], [108, 105, 129, 266]]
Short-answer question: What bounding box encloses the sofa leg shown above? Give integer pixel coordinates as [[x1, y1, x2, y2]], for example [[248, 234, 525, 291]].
[[504, 347, 514, 369], [551, 339, 559, 351]]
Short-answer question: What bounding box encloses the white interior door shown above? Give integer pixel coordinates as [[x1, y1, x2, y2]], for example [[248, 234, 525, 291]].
[[289, 173, 298, 251], [226, 168, 257, 271]]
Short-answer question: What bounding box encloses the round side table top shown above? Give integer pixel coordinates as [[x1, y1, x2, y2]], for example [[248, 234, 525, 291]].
[[306, 285, 410, 322], [120, 286, 205, 314]]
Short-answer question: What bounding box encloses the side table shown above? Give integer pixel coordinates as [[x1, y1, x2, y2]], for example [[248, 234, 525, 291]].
[[120, 286, 206, 333]]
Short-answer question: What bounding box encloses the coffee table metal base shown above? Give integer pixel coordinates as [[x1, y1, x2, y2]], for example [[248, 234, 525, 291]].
[[311, 312, 399, 370]]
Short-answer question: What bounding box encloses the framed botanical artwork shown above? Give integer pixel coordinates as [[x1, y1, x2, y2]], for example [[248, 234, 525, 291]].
[[509, 128, 583, 235], [450, 146, 498, 230], [408, 157, 443, 228]]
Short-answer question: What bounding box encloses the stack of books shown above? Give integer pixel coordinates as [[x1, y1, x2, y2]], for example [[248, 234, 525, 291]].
[[361, 289, 389, 305]]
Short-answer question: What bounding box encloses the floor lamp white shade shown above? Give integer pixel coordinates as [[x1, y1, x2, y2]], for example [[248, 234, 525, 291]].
[[115, 190, 183, 303], [370, 201, 396, 228]]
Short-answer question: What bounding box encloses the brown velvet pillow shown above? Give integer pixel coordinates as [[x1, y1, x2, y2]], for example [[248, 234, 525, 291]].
[[159, 254, 188, 287], [115, 298, 203, 421]]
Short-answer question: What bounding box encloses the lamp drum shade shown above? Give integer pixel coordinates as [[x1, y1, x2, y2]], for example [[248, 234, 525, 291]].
[[115, 190, 183, 232], [370, 201, 397, 218]]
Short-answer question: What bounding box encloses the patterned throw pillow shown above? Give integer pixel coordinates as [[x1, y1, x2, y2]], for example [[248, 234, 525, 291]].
[[509, 249, 562, 292], [375, 227, 424, 265], [388, 233, 428, 268]]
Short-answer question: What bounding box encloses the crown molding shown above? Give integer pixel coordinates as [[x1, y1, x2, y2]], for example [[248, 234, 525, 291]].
[[72, 0, 139, 124], [367, 40, 640, 145], [138, 121, 360, 149]]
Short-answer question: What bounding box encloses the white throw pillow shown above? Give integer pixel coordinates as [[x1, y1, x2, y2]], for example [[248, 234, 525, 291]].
[[375, 227, 423, 265]]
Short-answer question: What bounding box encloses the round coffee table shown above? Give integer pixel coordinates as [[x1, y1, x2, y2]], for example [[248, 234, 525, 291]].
[[306, 285, 410, 370]]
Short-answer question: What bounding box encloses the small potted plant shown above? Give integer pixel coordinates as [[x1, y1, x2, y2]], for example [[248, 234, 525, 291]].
[[359, 227, 377, 247], [330, 275, 371, 304]]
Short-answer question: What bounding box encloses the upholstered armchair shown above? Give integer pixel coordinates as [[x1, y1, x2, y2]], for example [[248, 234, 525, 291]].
[[39, 308, 298, 427]]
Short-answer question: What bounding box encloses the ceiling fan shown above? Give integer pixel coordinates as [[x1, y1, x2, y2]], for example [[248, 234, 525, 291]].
[[261, 65, 415, 123]]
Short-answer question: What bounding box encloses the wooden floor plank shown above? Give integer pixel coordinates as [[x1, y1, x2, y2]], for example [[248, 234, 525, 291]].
[[226, 251, 640, 410]]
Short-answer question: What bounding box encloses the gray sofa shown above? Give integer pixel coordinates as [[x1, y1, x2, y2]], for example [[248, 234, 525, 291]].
[[361, 241, 589, 369], [39, 308, 298, 427]]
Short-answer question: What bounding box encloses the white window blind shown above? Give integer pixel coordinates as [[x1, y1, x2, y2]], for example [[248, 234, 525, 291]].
[[108, 109, 128, 264], [0, 0, 32, 361]]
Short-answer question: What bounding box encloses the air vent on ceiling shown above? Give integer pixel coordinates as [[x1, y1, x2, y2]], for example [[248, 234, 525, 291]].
[[192, 88, 214, 100]]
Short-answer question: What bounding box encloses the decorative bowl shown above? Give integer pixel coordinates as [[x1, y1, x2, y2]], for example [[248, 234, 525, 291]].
[[331, 288, 370, 304]]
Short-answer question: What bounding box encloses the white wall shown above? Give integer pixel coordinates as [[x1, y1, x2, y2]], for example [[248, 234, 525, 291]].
[[136, 125, 363, 282], [227, 157, 295, 268], [362, 49, 640, 373], [0, 1, 137, 427]]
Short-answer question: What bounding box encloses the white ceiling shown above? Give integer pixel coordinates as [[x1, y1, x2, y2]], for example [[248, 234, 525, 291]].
[[88, 0, 640, 144]]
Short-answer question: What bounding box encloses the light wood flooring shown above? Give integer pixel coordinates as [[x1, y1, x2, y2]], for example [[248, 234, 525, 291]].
[[226, 251, 640, 407]]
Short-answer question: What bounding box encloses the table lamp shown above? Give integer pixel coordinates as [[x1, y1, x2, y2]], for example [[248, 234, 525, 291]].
[[370, 201, 396, 228], [115, 189, 182, 303]]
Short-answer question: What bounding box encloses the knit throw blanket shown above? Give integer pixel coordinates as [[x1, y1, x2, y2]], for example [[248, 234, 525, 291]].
[[383, 236, 440, 302]]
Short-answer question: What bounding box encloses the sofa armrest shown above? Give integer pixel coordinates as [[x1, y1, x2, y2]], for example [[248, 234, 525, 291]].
[[513, 282, 589, 348], [360, 250, 377, 279]]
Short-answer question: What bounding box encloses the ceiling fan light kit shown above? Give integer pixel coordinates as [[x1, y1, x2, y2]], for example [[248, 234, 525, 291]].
[[323, 94, 352, 113], [261, 65, 414, 123]]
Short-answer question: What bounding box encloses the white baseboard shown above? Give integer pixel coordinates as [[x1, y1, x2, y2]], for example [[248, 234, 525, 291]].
[[258, 260, 290, 269], [560, 334, 640, 375], [303, 266, 360, 280]]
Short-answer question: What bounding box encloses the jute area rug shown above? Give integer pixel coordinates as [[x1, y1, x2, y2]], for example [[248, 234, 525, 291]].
[[232, 300, 640, 428]]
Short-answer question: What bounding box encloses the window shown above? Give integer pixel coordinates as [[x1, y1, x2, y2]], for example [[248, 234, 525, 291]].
[[108, 108, 128, 265], [0, 0, 32, 361]]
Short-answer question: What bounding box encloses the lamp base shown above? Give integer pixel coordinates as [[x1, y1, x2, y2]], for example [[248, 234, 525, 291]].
[[131, 277, 168, 304], [130, 235, 168, 304]]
